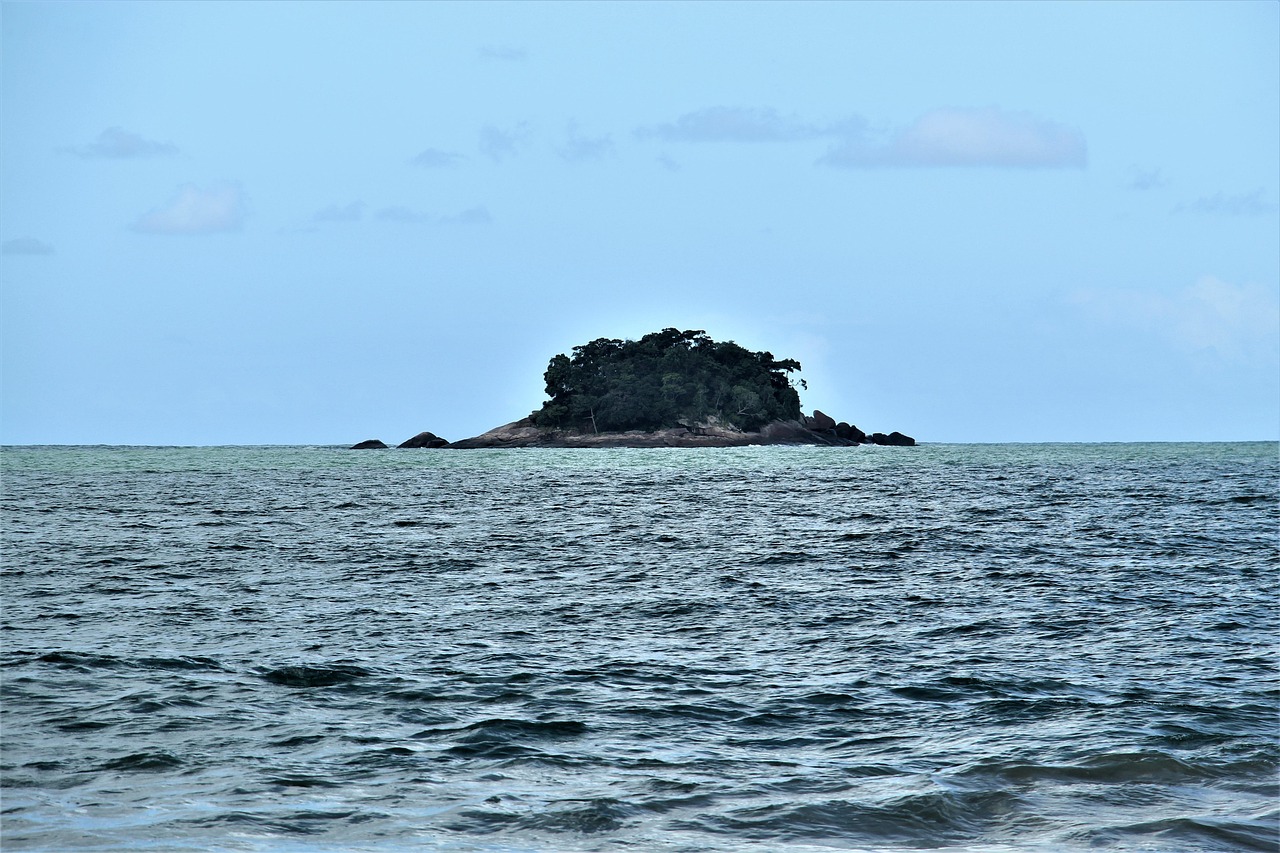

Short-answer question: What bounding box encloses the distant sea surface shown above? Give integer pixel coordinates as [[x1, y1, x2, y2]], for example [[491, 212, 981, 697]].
[[2, 443, 1276, 852]]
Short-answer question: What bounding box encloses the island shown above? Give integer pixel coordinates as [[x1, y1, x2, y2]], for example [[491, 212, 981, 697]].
[[352, 328, 915, 449]]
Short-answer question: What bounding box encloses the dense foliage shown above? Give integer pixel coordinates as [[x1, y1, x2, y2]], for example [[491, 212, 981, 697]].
[[531, 328, 803, 432]]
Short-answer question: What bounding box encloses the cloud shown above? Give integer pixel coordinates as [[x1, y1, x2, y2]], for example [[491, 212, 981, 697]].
[[439, 206, 492, 225], [2, 237, 55, 255], [66, 127, 178, 159], [1126, 166, 1165, 190], [637, 105, 1085, 169], [1177, 189, 1278, 216], [313, 201, 364, 223], [557, 123, 614, 163], [819, 107, 1087, 168], [375, 206, 433, 224], [133, 184, 246, 234], [374, 205, 493, 225], [410, 147, 465, 168], [479, 123, 532, 162], [479, 45, 527, 61], [1070, 276, 1279, 364], [637, 106, 822, 143], [657, 153, 682, 172]]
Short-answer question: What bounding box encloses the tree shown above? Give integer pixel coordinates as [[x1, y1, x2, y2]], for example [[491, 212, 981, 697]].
[[530, 328, 802, 432]]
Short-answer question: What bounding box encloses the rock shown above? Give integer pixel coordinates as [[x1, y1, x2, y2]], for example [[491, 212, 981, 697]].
[[444, 416, 912, 449], [834, 422, 866, 443], [447, 419, 546, 449], [810, 410, 837, 431], [451, 417, 839, 448], [759, 420, 838, 445], [350, 439, 388, 450], [867, 431, 915, 446], [398, 431, 450, 448]]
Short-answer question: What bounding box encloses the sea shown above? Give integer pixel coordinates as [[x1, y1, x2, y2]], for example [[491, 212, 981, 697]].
[[1, 442, 1276, 853]]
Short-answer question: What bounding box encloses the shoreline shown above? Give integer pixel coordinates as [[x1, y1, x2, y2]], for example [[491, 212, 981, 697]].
[[354, 416, 916, 450]]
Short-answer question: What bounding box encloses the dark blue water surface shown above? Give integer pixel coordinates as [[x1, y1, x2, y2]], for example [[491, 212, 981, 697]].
[[2, 443, 1276, 852]]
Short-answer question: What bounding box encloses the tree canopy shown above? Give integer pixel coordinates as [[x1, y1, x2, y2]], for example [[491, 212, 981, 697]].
[[530, 329, 803, 433]]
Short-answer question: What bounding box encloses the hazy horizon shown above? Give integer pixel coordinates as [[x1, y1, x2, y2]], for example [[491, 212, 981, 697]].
[[3, 1, 1277, 445]]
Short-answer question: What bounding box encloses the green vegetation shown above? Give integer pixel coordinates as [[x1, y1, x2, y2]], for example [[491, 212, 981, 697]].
[[530, 329, 803, 433]]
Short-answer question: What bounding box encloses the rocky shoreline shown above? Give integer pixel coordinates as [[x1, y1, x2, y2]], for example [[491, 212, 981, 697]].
[[351, 410, 914, 450]]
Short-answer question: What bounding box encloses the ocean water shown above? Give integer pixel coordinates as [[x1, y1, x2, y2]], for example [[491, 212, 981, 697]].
[[1, 442, 1276, 852]]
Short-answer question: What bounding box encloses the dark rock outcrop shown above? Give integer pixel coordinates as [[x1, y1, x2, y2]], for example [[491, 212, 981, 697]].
[[398, 431, 450, 449], [359, 412, 912, 450], [448, 418, 761, 448], [448, 417, 873, 449], [808, 410, 837, 431], [868, 431, 916, 447], [834, 422, 867, 443], [350, 439, 388, 450]]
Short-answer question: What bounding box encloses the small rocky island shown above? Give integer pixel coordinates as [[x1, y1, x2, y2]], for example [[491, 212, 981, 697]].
[[352, 328, 914, 449]]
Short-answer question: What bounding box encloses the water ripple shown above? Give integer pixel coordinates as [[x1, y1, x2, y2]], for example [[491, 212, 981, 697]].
[[1, 442, 1276, 851]]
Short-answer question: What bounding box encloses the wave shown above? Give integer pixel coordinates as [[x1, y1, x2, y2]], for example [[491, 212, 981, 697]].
[[98, 751, 183, 772], [1087, 813, 1280, 851], [959, 751, 1278, 785], [673, 790, 1029, 843], [10, 651, 228, 672], [259, 664, 371, 687]]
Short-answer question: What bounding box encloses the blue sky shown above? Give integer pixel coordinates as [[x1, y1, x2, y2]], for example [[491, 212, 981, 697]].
[[2, 0, 1277, 444]]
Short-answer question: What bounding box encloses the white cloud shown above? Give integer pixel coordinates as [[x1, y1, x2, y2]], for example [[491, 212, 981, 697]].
[[410, 148, 465, 168], [2, 237, 55, 255], [637, 105, 1085, 169], [313, 201, 364, 223], [439, 206, 492, 225], [479, 123, 531, 162], [133, 184, 246, 234], [820, 107, 1086, 168], [1070, 276, 1280, 364], [557, 123, 613, 163], [66, 127, 178, 159], [1178, 189, 1278, 216], [637, 106, 822, 143], [1126, 166, 1165, 190]]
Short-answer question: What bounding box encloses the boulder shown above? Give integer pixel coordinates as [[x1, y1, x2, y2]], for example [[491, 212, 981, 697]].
[[867, 431, 916, 446], [444, 417, 912, 449], [810, 410, 837, 431], [398, 431, 450, 449], [834, 422, 867, 443], [759, 419, 837, 445], [350, 439, 388, 450]]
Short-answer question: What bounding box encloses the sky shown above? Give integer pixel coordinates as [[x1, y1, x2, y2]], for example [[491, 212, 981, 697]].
[[2, 0, 1277, 445]]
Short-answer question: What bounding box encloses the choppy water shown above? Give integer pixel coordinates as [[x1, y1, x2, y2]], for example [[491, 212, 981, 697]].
[[1, 443, 1276, 852]]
